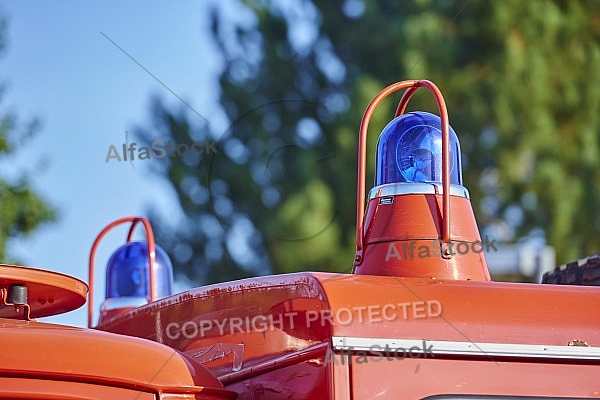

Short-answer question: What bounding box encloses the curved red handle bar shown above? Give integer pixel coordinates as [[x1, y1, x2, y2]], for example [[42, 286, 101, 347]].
[[356, 80, 451, 259], [88, 216, 156, 327]]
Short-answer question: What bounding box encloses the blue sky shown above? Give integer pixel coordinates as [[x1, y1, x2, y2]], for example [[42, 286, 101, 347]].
[[1, 1, 229, 326]]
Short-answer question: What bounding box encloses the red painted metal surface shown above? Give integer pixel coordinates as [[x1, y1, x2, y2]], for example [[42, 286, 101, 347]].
[[0, 264, 87, 319], [97, 273, 334, 399], [317, 272, 600, 345], [97, 272, 600, 398], [0, 377, 155, 400], [0, 317, 236, 399], [350, 357, 600, 398], [354, 195, 491, 280]]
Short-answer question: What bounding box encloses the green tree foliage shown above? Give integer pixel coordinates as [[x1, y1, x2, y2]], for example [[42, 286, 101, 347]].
[[139, 0, 600, 284], [0, 16, 56, 262]]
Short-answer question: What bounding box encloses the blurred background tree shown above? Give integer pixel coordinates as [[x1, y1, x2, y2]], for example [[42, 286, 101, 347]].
[[137, 0, 600, 284], [0, 15, 56, 262]]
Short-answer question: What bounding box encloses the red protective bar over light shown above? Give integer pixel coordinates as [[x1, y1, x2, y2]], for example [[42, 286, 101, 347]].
[[355, 80, 451, 260], [88, 216, 156, 328]]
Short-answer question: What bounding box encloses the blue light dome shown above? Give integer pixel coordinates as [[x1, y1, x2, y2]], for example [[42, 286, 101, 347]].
[[375, 111, 462, 186], [105, 241, 173, 299]]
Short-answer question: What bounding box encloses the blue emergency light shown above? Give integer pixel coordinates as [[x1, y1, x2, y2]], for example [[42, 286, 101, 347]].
[[88, 216, 175, 327], [375, 111, 462, 186], [105, 241, 173, 299]]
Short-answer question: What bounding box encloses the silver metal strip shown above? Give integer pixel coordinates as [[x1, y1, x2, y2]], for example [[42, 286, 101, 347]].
[[368, 183, 470, 200], [332, 336, 600, 360]]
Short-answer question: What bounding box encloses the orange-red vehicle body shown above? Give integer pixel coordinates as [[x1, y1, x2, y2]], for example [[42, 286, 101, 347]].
[[97, 272, 600, 399], [0, 264, 236, 399]]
